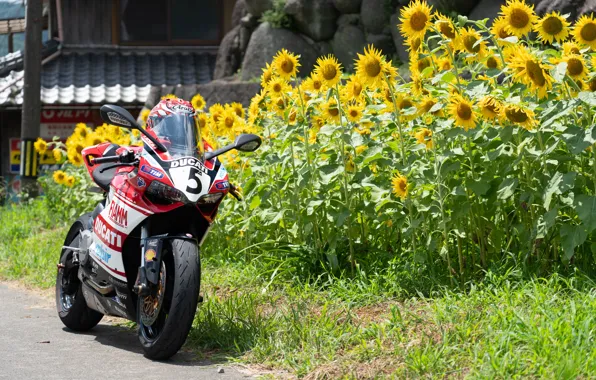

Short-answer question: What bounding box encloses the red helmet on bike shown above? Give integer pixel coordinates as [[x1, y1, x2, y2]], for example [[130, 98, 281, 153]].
[[146, 97, 195, 130]]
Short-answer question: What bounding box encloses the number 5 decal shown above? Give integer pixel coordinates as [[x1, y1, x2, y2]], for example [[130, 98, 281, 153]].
[[186, 167, 203, 194]]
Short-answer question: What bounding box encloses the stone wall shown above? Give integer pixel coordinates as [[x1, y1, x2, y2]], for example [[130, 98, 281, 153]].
[[216, 0, 596, 80]]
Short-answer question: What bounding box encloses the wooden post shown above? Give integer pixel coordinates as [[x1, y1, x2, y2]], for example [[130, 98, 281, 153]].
[[20, 0, 44, 195], [8, 33, 13, 53]]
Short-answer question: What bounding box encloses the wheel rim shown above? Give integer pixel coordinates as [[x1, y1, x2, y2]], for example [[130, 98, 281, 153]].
[[140, 260, 169, 342], [58, 236, 81, 312]]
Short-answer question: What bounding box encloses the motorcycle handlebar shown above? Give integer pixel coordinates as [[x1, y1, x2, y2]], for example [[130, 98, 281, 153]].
[[91, 155, 121, 165]]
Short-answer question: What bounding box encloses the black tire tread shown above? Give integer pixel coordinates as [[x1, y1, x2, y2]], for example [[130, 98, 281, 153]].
[[139, 239, 200, 360]]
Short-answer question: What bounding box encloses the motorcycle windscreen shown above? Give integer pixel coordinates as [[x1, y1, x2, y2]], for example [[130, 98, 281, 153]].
[[151, 113, 202, 159]]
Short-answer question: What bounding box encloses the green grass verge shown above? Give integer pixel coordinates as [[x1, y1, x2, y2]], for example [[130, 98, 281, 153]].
[[1, 202, 595, 378]]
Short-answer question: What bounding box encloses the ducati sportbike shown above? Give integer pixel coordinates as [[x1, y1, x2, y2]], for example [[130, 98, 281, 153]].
[[55, 103, 261, 359]]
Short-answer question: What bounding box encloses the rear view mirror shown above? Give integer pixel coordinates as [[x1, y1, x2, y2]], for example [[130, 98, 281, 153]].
[[100, 104, 168, 152], [234, 134, 262, 152], [100, 105, 139, 129]]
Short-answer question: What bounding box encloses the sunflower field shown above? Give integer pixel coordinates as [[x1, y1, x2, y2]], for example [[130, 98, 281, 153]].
[[38, 0, 596, 282]]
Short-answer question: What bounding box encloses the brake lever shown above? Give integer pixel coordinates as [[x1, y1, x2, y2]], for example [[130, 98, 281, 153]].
[[99, 161, 139, 173]]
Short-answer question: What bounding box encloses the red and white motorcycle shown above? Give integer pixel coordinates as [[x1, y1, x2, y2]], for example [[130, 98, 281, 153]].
[[55, 100, 261, 359]]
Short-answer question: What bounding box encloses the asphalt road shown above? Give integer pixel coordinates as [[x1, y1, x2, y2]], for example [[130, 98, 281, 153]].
[[0, 283, 254, 380]]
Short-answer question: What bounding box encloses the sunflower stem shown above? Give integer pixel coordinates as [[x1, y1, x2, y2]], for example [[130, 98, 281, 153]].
[[383, 74, 406, 167], [334, 84, 356, 273]]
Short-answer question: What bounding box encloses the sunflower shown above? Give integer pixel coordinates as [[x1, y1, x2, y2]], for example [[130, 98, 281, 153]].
[[573, 14, 596, 49], [435, 13, 457, 40], [355, 45, 388, 88], [346, 103, 364, 123], [197, 112, 209, 130], [261, 62, 274, 88], [484, 54, 502, 69], [534, 11, 570, 44], [500, 0, 537, 38], [272, 48, 300, 79], [322, 98, 341, 123], [417, 95, 443, 116], [396, 94, 417, 121], [391, 171, 409, 199], [86, 133, 103, 147], [68, 152, 83, 166], [410, 73, 427, 96], [342, 75, 366, 101], [34, 137, 47, 154], [270, 96, 287, 117], [437, 55, 453, 71], [209, 103, 226, 124], [564, 54, 588, 80], [414, 127, 433, 149], [53, 170, 67, 184], [383, 62, 399, 82], [161, 93, 177, 100], [587, 76, 596, 92], [53, 148, 64, 163], [479, 96, 502, 121], [491, 17, 514, 44], [400, 0, 432, 40], [503, 104, 536, 130], [74, 123, 89, 138], [458, 27, 488, 59], [314, 55, 342, 87], [405, 35, 423, 54], [229, 102, 245, 118], [410, 54, 434, 75], [140, 109, 150, 125], [217, 108, 239, 139], [508, 49, 553, 99], [449, 95, 477, 130], [301, 73, 325, 96], [191, 93, 206, 110], [267, 77, 291, 98], [563, 43, 581, 57], [64, 175, 75, 188]]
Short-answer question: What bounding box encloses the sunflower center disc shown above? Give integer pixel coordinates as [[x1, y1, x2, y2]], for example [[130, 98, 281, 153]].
[[581, 22, 596, 42], [438, 21, 455, 39], [410, 11, 428, 32], [464, 35, 480, 53], [526, 60, 546, 87], [365, 60, 381, 77], [506, 109, 529, 123], [322, 65, 337, 81], [510, 8, 530, 29], [543, 17, 562, 35], [487, 57, 498, 68], [457, 103, 472, 120], [281, 60, 293, 74], [567, 58, 584, 76], [329, 108, 339, 117]]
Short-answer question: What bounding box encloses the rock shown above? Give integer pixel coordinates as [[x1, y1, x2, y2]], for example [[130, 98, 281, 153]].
[[428, 0, 478, 15], [232, 0, 247, 27], [390, 13, 409, 64], [217, 368, 225, 374], [150, 80, 261, 109], [361, 0, 389, 34], [244, 0, 273, 18], [316, 40, 334, 57], [468, 0, 505, 22], [284, 0, 339, 41], [367, 33, 396, 58], [533, 0, 589, 21], [579, 1, 596, 18], [241, 13, 260, 29], [214, 26, 242, 80], [332, 0, 362, 14], [240, 22, 320, 80], [331, 24, 366, 72], [337, 13, 360, 27]]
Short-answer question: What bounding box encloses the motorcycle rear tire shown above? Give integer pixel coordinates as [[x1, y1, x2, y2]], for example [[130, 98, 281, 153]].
[[138, 239, 200, 360], [56, 221, 104, 331]]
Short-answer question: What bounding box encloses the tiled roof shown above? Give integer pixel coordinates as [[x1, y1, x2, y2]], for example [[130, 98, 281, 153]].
[[0, 46, 216, 106]]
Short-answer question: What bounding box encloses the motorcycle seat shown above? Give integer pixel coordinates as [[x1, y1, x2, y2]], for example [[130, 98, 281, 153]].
[[92, 144, 120, 192]]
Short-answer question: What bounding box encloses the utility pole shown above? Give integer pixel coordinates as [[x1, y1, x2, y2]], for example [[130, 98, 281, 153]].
[[20, 0, 43, 196]]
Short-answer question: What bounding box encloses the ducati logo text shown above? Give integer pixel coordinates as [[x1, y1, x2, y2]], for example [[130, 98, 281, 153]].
[[170, 157, 208, 174], [94, 217, 123, 248]]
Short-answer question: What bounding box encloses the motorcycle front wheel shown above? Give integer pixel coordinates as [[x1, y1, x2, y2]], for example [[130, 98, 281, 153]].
[[138, 239, 201, 360]]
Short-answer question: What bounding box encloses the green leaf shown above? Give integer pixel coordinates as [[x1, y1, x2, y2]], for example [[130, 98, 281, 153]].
[[249, 195, 261, 210], [574, 194, 596, 232], [497, 177, 518, 201], [560, 224, 587, 262], [320, 164, 344, 185], [467, 178, 490, 197], [553, 62, 567, 82], [543, 172, 563, 209], [561, 126, 591, 154], [578, 91, 596, 106]]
